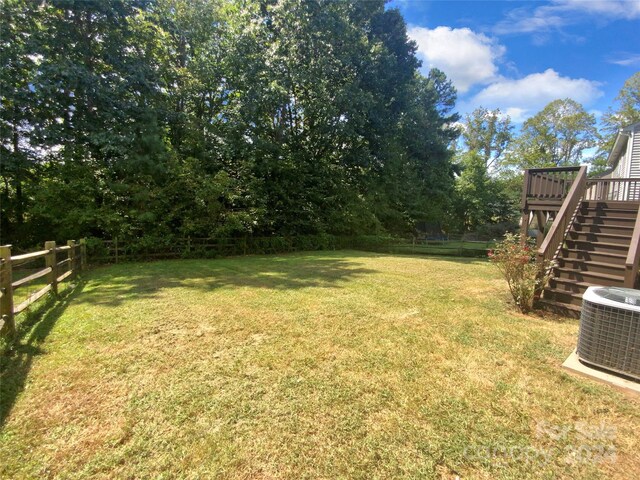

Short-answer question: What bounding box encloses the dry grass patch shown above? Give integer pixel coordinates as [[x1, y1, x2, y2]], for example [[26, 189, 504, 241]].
[[1, 251, 639, 479]]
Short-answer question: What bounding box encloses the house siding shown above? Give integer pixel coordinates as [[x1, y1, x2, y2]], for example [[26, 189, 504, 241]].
[[609, 123, 640, 179], [631, 127, 640, 178], [614, 150, 629, 177]]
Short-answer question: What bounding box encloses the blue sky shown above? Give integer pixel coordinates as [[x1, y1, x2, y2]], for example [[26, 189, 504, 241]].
[[390, 0, 640, 124]]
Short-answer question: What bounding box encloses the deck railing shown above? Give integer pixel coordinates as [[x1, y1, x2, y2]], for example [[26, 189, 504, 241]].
[[536, 166, 588, 269], [523, 166, 581, 205], [585, 178, 640, 202]]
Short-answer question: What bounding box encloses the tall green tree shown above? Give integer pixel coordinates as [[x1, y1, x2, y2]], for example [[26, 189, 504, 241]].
[[0, 0, 42, 243], [452, 108, 517, 234], [461, 107, 513, 171], [394, 69, 459, 230], [1, 0, 461, 246], [597, 72, 640, 162], [452, 151, 515, 233], [508, 98, 598, 169]]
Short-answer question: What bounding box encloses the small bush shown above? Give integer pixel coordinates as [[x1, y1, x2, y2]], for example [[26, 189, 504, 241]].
[[489, 233, 553, 313]]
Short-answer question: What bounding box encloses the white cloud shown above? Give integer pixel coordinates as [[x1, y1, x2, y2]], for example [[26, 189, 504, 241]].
[[408, 26, 505, 93], [608, 53, 640, 66], [470, 69, 603, 122], [407, 20, 606, 124], [494, 0, 640, 35], [557, 0, 640, 19], [494, 8, 565, 35], [503, 108, 529, 124]]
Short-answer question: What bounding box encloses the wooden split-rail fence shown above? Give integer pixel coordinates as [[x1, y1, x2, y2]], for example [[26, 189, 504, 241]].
[[0, 240, 87, 338]]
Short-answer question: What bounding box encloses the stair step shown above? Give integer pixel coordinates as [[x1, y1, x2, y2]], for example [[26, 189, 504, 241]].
[[548, 278, 603, 293], [566, 231, 632, 245], [560, 248, 627, 265], [580, 202, 639, 209], [579, 208, 639, 219], [574, 215, 637, 226], [571, 223, 634, 234], [542, 288, 584, 307], [564, 240, 629, 253], [581, 201, 640, 209], [536, 297, 582, 317], [553, 267, 626, 286], [557, 258, 625, 273]]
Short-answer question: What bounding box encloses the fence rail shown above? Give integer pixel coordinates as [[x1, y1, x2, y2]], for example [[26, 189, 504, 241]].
[[86, 234, 494, 264], [0, 239, 86, 338]]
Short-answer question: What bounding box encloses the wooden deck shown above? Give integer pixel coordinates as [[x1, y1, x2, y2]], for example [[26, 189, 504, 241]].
[[521, 167, 640, 312]]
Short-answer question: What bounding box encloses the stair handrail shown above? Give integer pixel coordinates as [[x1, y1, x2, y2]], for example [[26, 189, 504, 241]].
[[624, 207, 640, 288], [537, 165, 588, 270]]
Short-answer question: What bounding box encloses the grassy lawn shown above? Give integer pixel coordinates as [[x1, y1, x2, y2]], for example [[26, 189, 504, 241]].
[[1, 251, 639, 479]]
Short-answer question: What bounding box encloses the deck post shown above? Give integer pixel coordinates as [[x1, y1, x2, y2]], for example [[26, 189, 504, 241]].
[[520, 212, 530, 243], [45, 241, 58, 295], [0, 245, 15, 337], [535, 211, 547, 248], [520, 169, 530, 243]]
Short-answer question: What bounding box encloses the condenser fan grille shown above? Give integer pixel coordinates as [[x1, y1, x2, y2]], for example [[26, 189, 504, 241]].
[[578, 288, 640, 380]]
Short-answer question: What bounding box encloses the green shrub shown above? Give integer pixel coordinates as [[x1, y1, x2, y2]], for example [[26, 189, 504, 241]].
[[489, 233, 554, 313]]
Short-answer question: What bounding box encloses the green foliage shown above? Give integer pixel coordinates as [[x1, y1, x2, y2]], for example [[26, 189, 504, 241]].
[[452, 152, 518, 233], [597, 72, 640, 160], [507, 99, 599, 169], [451, 108, 518, 234], [461, 107, 513, 171], [0, 0, 460, 247], [489, 233, 553, 313]]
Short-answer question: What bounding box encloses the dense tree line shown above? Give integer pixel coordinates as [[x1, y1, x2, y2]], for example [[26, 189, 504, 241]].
[[0, 0, 460, 247], [2, 1, 639, 248]]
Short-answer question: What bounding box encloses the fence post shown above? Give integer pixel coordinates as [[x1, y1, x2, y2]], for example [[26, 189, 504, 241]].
[[45, 241, 58, 295], [80, 238, 87, 271], [0, 245, 15, 337], [68, 240, 76, 279], [114, 236, 119, 264]]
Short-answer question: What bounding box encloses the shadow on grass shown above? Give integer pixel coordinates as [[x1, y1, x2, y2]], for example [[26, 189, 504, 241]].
[[0, 254, 378, 426], [0, 251, 481, 426], [0, 279, 86, 429], [75, 254, 379, 307]]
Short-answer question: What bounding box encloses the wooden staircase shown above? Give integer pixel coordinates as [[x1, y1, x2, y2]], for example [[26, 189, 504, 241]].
[[521, 166, 640, 316], [540, 201, 639, 314]]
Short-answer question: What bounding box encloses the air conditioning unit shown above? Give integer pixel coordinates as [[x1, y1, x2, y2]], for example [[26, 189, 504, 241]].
[[578, 286, 640, 380]]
